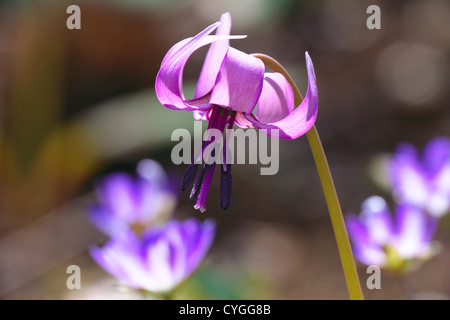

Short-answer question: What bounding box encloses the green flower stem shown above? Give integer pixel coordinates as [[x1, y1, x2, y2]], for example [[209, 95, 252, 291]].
[[306, 125, 363, 300], [252, 53, 364, 300]]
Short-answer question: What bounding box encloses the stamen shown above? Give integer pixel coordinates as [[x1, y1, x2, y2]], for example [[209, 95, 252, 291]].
[[220, 164, 232, 210], [181, 163, 199, 191], [194, 164, 216, 213], [189, 164, 214, 201], [187, 106, 237, 211], [183, 108, 221, 193], [189, 168, 205, 201]]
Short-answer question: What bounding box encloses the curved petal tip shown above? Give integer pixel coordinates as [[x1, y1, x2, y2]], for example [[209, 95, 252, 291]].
[[242, 52, 319, 140]]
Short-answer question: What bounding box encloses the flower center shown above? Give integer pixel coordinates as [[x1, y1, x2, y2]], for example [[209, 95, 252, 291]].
[[383, 245, 408, 272], [131, 222, 147, 236]]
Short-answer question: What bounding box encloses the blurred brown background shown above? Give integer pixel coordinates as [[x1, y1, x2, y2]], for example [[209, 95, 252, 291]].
[[0, 0, 449, 299]]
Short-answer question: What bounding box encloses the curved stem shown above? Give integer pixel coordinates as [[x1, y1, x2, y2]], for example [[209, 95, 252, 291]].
[[252, 53, 364, 300]]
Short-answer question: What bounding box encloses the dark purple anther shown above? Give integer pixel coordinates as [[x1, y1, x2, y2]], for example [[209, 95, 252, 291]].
[[219, 164, 232, 210], [181, 163, 199, 191]]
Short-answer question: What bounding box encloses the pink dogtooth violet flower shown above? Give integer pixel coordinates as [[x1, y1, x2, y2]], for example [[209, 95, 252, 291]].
[[155, 13, 318, 212]]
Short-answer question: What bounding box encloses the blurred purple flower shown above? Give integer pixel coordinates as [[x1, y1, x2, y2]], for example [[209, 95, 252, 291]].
[[389, 137, 450, 217], [155, 12, 318, 212], [89, 159, 177, 236], [346, 196, 438, 272], [90, 219, 215, 294]]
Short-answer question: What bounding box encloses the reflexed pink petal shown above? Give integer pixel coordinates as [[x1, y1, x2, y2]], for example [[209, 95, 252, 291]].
[[256, 73, 295, 123], [235, 111, 255, 128], [209, 47, 265, 114], [243, 52, 318, 139], [194, 12, 232, 100], [193, 110, 209, 121], [155, 22, 245, 111]]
